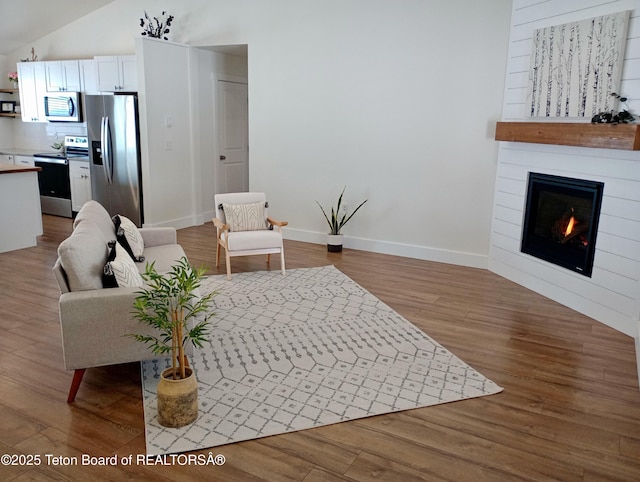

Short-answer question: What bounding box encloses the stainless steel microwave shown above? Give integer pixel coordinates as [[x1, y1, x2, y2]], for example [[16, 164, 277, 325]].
[[44, 92, 82, 122]]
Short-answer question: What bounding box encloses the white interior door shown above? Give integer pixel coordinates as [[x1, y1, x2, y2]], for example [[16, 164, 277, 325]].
[[217, 80, 248, 194]]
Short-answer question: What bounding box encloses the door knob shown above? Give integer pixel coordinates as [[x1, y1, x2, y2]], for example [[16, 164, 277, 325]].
[[220, 155, 226, 160]]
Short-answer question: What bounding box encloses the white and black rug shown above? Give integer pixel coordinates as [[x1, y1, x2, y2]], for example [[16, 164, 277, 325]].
[[142, 265, 502, 455]]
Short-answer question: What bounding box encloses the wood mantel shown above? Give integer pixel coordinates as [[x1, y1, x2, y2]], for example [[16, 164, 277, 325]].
[[495, 122, 640, 150]]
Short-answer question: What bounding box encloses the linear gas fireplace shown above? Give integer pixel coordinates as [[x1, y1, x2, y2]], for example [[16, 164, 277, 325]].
[[521, 173, 604, 277]]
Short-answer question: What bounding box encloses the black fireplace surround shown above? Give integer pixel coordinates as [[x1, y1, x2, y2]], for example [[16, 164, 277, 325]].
[[521, 172, 604, 277]]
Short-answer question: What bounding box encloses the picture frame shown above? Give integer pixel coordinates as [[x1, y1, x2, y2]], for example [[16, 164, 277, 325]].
[[527, 10, 630, 118], [0, 101, 16, 113]]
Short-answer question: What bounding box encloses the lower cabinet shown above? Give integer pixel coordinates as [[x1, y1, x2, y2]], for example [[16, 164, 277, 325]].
[[15, 155, 35, 167], [69, 160, 91, 213]]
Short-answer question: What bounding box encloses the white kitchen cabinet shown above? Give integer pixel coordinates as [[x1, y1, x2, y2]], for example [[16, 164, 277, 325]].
[[14, 155, 34, 167], [0, 154, 15, 164], [45, 60, 82, 92], [69, 160, 91, 212], [80, 59, 100, 94], [17, 62, 47, 122], [95, 55, 137, 92]]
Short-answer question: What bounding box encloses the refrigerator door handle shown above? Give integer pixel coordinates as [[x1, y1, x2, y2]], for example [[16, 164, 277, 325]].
[[102, 116, 114, 185], [100, 116, 109, 184]]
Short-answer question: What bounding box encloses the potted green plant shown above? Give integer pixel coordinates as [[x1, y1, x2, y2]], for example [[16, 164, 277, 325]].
[[316, 187, 368, 252], [128, 256, 215, 427]]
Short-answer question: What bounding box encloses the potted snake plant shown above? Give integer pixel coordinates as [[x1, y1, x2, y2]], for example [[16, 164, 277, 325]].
[[128, 256, 215, 427], [316, 187, 368, 252]]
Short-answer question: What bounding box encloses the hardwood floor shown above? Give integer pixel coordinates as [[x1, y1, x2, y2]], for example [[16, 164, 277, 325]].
[[1, 214, 639, 481]]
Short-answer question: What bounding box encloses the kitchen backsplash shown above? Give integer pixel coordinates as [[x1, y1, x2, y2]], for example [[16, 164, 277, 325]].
[[12, 120, 87, 151]]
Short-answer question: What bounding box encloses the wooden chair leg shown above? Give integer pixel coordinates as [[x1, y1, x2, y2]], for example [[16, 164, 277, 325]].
[[216, 240, 221, 267], [67, 368, 86, 403], [266, 253, 271, 264], [280, 248, 286, 276], [226, 250, 232, 280]]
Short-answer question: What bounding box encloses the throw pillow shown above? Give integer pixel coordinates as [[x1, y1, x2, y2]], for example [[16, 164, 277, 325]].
[[103, 241, 144, 288], [57, 221, 110, 291], [113, 214, 145, 262], [222, 202, 268, 232]]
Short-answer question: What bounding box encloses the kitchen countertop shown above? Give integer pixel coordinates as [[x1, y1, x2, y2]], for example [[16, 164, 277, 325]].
[[0, 147, 44, 156], [0, 162, 41, 174]]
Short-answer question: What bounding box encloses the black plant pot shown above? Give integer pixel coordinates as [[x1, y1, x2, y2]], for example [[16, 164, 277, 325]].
[[327, 244, 343, 253]]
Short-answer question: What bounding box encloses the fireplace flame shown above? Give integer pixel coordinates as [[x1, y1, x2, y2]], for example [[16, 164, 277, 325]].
[[564, 216, 577, 236]]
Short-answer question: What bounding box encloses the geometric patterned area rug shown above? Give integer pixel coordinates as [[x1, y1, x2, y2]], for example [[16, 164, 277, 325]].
[[141, 265, 502, 455]]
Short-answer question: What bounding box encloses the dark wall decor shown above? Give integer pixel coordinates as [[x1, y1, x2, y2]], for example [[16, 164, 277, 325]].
[[140, 11, 174, 40]]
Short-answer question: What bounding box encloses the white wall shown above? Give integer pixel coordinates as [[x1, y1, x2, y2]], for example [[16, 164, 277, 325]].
[[135, 38, 196, 227], [490, 0, 640, 339], [240, 1, 510, 267], [0, 122, 12, 147], [4, 0, 512, 268]]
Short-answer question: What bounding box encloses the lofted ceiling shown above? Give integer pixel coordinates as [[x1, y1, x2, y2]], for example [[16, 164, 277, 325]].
[[0, 0, 114, 56], [0, 1, 247, 59]]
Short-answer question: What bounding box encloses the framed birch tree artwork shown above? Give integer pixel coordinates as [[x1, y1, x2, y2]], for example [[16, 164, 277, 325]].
[[527, 11, 630, 118]]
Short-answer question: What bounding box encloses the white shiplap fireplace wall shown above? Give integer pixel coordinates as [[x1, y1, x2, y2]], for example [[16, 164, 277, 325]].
[[489, 0, 640, 377]]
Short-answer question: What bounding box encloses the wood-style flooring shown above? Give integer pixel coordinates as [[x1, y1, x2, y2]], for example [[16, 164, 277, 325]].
[[0, 215, 639, 481]]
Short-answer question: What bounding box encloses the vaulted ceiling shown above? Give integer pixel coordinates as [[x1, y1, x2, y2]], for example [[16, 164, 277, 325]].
[[0, 0, 114, 56]]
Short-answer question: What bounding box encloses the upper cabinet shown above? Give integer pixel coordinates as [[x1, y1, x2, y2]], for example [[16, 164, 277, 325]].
[[80, 59, 100, 94], [95, 55, 137, 92], [15, 55, 137, 124], [17, 62, 47, 122], [45, 60, 82, 92]]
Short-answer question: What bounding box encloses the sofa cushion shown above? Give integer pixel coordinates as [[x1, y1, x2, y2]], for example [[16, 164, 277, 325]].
[[113, 214, 145, 262], [103, 241, 144, 288], [138, 244, 187, 274], [57, 221, 110, 292], [73, 200, 115, 243]]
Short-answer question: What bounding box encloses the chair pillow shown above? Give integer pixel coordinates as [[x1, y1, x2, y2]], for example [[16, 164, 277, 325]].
[[113, 214, 145, 262], [103, 241, 144, 288], [222, 202, 268, 232]]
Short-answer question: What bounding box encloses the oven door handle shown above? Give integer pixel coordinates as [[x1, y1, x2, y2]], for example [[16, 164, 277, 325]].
[[101, 116, 113, 184]]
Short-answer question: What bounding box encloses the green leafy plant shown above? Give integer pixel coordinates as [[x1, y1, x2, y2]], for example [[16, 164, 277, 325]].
[[128, 257, 215, 380], [316, 187, 368, 235]]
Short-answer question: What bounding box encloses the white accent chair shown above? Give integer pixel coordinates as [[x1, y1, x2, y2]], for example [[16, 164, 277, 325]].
[[213, 192, 288, 280]]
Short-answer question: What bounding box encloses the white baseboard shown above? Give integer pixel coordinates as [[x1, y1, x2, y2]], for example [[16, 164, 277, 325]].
[[143, 214, 202, 230], [283, 228, 488, 269], [141, 219, 487, 269]]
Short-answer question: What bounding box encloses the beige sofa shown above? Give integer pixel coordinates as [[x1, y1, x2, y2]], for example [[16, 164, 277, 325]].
[[53, 201, 187, 402]]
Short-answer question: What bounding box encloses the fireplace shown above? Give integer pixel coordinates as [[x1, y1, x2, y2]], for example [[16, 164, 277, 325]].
[[521, 173, 604, 277]]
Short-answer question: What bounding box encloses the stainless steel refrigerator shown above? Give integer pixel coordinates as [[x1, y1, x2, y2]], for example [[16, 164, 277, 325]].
[[85, 94, 143, 227]]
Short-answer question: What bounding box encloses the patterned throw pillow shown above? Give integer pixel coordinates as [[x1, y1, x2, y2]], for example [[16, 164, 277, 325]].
[[112, 214, 145, 262], [103, 241, 144, 288], [222, 202, 268, 232]]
